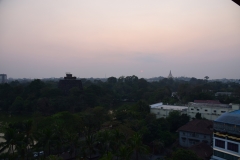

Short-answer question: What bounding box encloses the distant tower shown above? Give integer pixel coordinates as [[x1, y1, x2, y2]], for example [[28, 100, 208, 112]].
[[168, 70, 173, 79], [58, 73, 83, 94], [0, 74, 7, 84]]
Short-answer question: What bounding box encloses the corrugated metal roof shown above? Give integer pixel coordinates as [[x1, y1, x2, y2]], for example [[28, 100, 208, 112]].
[[214, 110, 240, 126]]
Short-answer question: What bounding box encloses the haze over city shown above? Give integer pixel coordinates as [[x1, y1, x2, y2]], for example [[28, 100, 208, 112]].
[[0, 0, 239, 79]]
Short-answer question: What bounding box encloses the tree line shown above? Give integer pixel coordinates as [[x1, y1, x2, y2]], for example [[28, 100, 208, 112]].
[[0, 76, 239, 159], [0, 76, 239, 114]]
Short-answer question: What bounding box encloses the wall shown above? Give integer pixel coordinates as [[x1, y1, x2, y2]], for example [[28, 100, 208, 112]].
[[179, 131, 212, 147]]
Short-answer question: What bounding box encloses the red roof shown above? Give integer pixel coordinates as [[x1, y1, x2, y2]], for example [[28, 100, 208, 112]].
[[189, 143, 213, 160], [177, 119, 213, 135], [194, 100, 221, 104]]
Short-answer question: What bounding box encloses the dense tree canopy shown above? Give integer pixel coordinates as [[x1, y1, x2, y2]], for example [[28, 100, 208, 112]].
[[0, 76, 239, 159]]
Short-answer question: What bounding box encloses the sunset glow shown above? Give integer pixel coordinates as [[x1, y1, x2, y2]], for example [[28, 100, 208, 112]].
[[0, 0, 239, 79]]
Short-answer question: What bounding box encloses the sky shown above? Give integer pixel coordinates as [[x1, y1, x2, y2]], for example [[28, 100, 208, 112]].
[[0, 0, 240, 79]]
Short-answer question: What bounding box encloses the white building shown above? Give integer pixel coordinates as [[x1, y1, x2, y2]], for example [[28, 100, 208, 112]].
[[150, 102, 188, 118], [187, 102, 240, 121], [211, 110, 240, 160]]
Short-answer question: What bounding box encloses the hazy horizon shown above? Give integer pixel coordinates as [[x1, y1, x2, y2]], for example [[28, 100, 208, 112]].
[[1, 0, 240, 79]]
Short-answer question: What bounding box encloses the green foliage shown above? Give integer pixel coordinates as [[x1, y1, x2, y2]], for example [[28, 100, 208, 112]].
[[170, 149, 201, 160], [167, 111, 190, 132], [46, 155, 63, 160], [1, 77, 239, 159]]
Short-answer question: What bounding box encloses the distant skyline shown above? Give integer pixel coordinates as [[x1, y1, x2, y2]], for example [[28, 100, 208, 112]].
[[0, 0, 240, 79]]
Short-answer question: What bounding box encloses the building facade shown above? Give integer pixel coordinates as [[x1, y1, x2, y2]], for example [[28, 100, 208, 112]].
[[211, 110, 240, 160], [177, 119, 213, 148], [58, 73, 83, 94], [150, 102, 188, 119], [0, 74, 7, 84], [188, 102, 240, 121]]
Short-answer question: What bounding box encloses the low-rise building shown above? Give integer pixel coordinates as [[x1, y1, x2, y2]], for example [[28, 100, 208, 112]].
[[150, 102, 188, 119], [177, 119, 213, 148], [188, 101, 240, 121], [211, 110, 240, 160]]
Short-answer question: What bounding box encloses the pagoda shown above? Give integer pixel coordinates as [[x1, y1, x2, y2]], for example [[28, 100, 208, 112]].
[[168, 70, 173, 79]]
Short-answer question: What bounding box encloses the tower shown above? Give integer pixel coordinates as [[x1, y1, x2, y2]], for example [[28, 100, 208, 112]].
[[0, 74, 7, 84], [168, 70, 173, 79]]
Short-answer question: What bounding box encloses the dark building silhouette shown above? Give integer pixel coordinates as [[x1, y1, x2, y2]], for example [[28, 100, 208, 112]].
[[0, 74, 7, 84], [58, 73, 83, 93]]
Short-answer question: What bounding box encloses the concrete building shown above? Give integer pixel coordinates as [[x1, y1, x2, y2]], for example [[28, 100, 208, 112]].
[[58, 73, 83, 94], [0, 74, 7, 84], [211, 110, 240, 160], [150, 102, 188, 119], [187, 101, 240, 121], [177, 119, 213, 148]]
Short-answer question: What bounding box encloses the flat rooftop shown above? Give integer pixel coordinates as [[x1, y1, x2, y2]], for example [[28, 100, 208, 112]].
[[189, 102, 231, 108], [150, 103, 188, 110]]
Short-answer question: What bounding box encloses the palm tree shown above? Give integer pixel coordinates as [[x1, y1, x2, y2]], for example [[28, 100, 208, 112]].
[[111, 129, 125, 159], [150, 139, 164, 154], [53, 125, 67, 155], [99, 152, 114, 160], [117, 145, 131, 160], [81, 134, 97, 159], [0, 127, 19, 155], [96, 130, 112, 156], [128, 133, 149, 160], [22, 120, 34, 159], [65, 131, 79, 158], [35, 128, 57, 156]]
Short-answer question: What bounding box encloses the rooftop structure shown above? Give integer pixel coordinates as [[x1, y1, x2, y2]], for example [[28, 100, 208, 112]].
[[214, 110, 240, 128], [177, 119, 213, 135], [187, 102, 240, 121], [58, 73, 83, 94], [150, 102, 188, 118], [194, 100, 221, 104], [211, 110, 240, 160]]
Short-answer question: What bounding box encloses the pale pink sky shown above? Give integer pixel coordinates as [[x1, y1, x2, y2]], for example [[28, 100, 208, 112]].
[[0, 0, 240, 79]]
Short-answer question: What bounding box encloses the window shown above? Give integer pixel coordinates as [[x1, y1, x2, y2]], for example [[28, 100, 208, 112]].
[[214, 110, 216, 112], [197, 109, 199, 111], [227, 142, 238, 152], [182, 132, 185, 135], [221, 111, 226, 113], [214, 150, 239, 160], [202, 140, 208, 143], [215, 139, 225, 148], [182, 137, 186, 142], [205, 110, 208, 111], [157, 112, 160, 115], [191, 108, 194, 110]]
